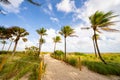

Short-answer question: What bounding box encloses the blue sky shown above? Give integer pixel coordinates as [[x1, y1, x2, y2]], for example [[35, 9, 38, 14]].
[[0, 0, 120, 52]]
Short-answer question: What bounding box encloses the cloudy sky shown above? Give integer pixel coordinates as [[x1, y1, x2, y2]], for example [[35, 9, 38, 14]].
[[0, 0, 120, 52]]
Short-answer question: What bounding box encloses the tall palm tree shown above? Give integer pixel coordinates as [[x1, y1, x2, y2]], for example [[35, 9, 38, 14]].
[[89, 11, 119, 64], [53, 36, 61, 53], [10, 26, 29, 55], [1, 40, 7, 50], [92, 34, 99, 57], [59, 26, 75, 61], [36, 27, 47, 55]]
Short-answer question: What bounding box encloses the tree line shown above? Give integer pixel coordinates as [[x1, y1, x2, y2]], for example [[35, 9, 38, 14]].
[[0, 10, 119, 64]]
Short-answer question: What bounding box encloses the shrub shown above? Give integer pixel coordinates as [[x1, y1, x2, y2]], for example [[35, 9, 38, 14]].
[[53, 50, 64, 60], [82, 61, 120, 75], [67, 57, 77, 66], [54, 50, 64, 56]]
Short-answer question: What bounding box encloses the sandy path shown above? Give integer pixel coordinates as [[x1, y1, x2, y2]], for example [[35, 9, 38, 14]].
[[42, 54, 120, 80]]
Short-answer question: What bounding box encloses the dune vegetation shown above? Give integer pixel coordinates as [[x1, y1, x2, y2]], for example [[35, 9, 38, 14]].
[[51, 52, 120, 76]]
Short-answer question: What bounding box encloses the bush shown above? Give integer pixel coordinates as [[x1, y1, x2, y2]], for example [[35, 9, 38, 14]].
[[82, 61, 120, 75], [0, 55, 42, 79], [54, 50, 64, 56], [52, 50, 64, 60], [73, 52, 86, 56], [67, 57, 77, 66]]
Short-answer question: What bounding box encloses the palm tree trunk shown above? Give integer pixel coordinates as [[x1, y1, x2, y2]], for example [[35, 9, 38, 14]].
[[38, 35, 42, 56], [54, 42, 56, 53], [54, 42, 57, 58], [64, 37, 66, 61], [7, 41, 12, 51], [12, 41, 18, 56], [94, 30, 107, 64], [38, 41, 41, 55], [93, 39, 97, 57], [39, 43, 42, 56], [2, 43, 5, 51]]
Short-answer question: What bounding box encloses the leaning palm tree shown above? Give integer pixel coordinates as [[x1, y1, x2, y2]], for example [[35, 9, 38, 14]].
[[59, 26, 75, 61], [92, 34, 99, 57], [36, 27, 47, 55], [10, 26, 29, 56], [53, 36, 61, 53], [7, 38, 14, 51], [1, 40, 7, 51], [89, 11, 119, 64], [0, 26, 12, 50], [0, 26, 9, 39]]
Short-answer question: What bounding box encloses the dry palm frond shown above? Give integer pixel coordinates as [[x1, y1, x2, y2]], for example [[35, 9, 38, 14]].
[[101, 27, 119, 32]]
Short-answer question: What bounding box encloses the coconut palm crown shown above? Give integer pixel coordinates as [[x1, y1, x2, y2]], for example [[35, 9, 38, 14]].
[[53, 36, 61, 52], [9, 26, 29, 55]]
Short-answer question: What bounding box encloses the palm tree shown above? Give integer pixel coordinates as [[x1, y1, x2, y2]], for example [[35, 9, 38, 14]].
[[0, 26, 7, 39], [59, 26, 75, 61], [0, 26, 12, 50], [10, 26, 29, 56], [53, 36, 61, 53], [7, 38, 14, 51], [89, 11, 119, 64], [36, 27, 47, 56], [1, 40, 7, 50], [92, 34, 99, 57]]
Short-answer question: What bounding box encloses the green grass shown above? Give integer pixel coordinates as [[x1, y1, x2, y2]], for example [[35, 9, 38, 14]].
[[82, 61, 120, 75], [0, 51, 46, 80], [51, 52, 120, 76]]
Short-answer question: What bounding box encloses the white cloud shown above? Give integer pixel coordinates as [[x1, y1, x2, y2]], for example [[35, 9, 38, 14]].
[[48, 3, 52, 11], [71, 0, 120, 52], [0, 0, 24, 13], [73, 0, 120, 24], [43, 3, 53, 15], [56, 0, 76, 13], [50, 17, 59, 22], [1, 0, 120, 52]]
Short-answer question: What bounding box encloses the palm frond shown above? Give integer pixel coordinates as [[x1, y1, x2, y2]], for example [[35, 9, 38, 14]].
[[99, 21, 116, 27], [0, 0, 10, 4], [96, 29, 102, 33], [27, 0, 41, 6], [100, 27, 119, 32], [81, 27, 91, 30]]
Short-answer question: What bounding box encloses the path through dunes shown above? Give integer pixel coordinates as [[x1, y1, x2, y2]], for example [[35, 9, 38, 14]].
[[42, 54, 120, 80]]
